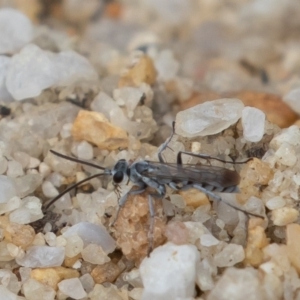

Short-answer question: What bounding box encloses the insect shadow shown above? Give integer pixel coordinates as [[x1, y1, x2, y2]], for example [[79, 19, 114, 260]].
[[43, 122, 263, 254]]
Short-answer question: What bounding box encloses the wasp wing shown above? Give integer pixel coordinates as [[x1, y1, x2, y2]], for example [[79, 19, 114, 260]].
[[142, 161, 240, 188]]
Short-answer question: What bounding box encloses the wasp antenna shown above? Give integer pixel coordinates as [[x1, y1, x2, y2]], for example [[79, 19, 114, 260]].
[[50, 150, 107, 171], [43, 172, 108, 211]]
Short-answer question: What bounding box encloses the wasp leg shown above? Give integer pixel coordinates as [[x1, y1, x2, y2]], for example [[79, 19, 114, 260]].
[[111, 185, 146, 226], [192, 183, 263, 218], [157, 122, 176, 163], [147, 194, 155, 256]]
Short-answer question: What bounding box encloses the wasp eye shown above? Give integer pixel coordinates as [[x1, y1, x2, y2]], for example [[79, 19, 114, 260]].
[[113, 171, 124, 183]]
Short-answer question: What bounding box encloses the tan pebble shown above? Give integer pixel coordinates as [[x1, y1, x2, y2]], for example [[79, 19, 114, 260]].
[[179, 189, 210, 208], [31, 267, 79, 290], [91, 262, 121, 284], [72, 110, 128, 150], [4, 223, 35, 249], [237, 159, 272, 204], [233, 91, 297, 128], [63, 253, 82, 268], [244, 218, 269, 267], [286, 223, 300, 273], [118, 55, 157, 87], [114, 192, 166, 263], [0, 215, 10, 229], [271, 207, 299, 226], [247, 158, 274, 185]]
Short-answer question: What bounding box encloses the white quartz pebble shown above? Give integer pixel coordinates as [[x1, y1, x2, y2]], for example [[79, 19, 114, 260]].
[[16, 246, 65, 268], [140, 242, 200, 300], [42, 181, 59, 198], [214, 244, 245, 267], [0, 175, 17, 203], [0, 8, 33, 54], [0, 285, 18, 300], [76, 141, 94, 160], [62, 222, 116, 253], [176, 98, 244, 138], [58, 278, 87, 300], [23, 278, 55, 300], [6, 44, 97, 100], [242, 106, 265, 142]]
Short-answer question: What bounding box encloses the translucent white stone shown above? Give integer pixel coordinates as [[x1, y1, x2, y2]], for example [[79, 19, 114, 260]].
[[0, 175, 17, 203], [0, 8, 33, 54], [14, 174, 43, 198], [58, 278, 87, 300], [207, 268, 262, 300], [79, 273, 95, 294], [23, 278, 55, 300], [91, 91, 118, 120], [55, 236, 67, 247], [65, 235, 84, 257], [76, 141, 94, 160], [16, 246, 65, 268], [176, 99, 244, 138], [154, 50, 179, 81], [270, 125, 300, 150], [242, 107, 265, 142], [214, 244, 245, 267], [283, 88, 300, 114], [9, 196, 43, 224], [123, 269, 143, 288], [0, 56, 13, 101], [113, 87, 143, 112], [13, 151, 30, 169], [196, 258, 216, 291], [7, 160, 24, 177], [6, 44, 97, 101], [28, 157, 40, 169], [42, 181, 59, 198], [39, 162, 51, 178], [0, 196, 21, 214], [46, 172, 64, 188], [81, 244, 110, 264], [169, 194, 186, 208], [140, 242, 200, 300], [266, 196, 286, 210], [0, 285, 18, 300], [129, 288, 144, 300], [44, 232, 57, 247], [19, 267, 31, 282], [275, 142, 297, 167], [62, 222, 116, 253], [60, 123, 73, 139], [200, 234, 220, 247]]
